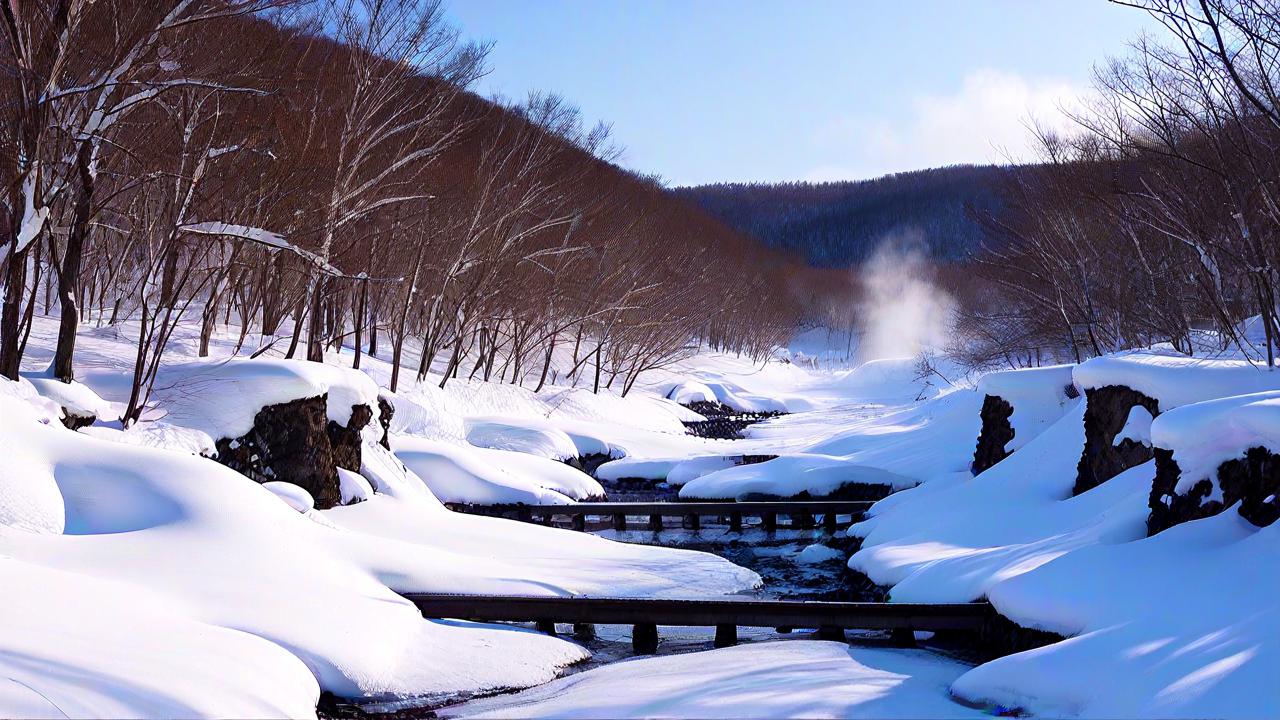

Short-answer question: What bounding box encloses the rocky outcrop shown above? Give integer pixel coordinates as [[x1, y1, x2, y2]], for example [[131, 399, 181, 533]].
[[215, 394, 376, 510], [971, 394, 1015, 474], [376, 395, 393, 450], [327, 403, 373, 474], [59, 409, 97, 431], [1074, 385, 1160, 495], [1148, 446, 1280, 535]]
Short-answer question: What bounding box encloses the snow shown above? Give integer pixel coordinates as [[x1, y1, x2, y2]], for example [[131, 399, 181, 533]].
[[681, 390, 981, 499], [153, 357, 380, 443], [848, 401, 1151, 603], [264, 480, 315, 512], [665, 379, 718, 405], [22, 371, 115, 421], [681, 453, 914, 500], [394, 435, 581, 502], [1073, 351, 1280, 411], [976, 364, 1076, 452], [954, 512, 1280, 719], [465, 417, 580, 460], [1, 557, 320, 719], [1149, 390, 1280, 496], [445, 642, 985, 719], [797, 543, 844, 564], [0, 391, 590, 708], [1115, 405, 1154, 447]]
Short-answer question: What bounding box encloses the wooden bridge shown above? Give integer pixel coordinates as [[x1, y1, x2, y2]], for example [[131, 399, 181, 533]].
[[445, 500, 874, 533], [404, 593, 995, 654]]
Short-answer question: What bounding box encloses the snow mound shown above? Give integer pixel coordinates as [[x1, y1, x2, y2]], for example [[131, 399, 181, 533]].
[[1, 558, 320, 718], [665, 380, 718, 405], [154, 358, 381, 441], [263, 481, 315, 513], [681, 453, 913, 500], [849, 402, 1149, 602], [446, 642, 985, 719], [666, 455, 744, 486], [465, 417, 580, 460], [23, 372, 114, 422], [595, 456, 682, 482], [1074, 352, 1280, 411], [954, 512, 1280, 719], [394, 435, 581, 502], [977, 364, 1076, 452], [1151, 390, 1280, 495], [798, 543, 844, 564]]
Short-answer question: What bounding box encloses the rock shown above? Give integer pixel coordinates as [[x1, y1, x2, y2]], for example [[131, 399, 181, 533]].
[[376, 395, 394, 450], [59, 409, 97, 431], [215, 394, 353, 510], [326, 402, 373, 474], [1149, 445, 1280, 535], [1074, 385, 1160, 495], [972, 394, 1015, 474]]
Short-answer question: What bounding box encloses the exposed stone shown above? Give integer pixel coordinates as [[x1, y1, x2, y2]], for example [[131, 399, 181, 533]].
[[1148, 445, 1280, 535], [971, 394, 1015, 474], [376, 395, 394, 450], [213, 394, 376, 510], [327, 403, 373, 474], [1074, 385, 1160, 495], [59, 408, 96, 431]]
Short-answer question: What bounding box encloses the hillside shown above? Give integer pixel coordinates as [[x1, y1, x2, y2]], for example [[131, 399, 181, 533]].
[[677, 165, 1007, 267]]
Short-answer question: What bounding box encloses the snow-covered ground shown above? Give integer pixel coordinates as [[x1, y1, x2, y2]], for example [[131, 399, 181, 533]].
[[3, 315, 1277, 718]]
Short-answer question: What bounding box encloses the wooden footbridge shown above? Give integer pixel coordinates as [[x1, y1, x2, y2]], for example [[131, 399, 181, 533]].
[[446, 500, 874, 533], [404, 593, 996, 654]]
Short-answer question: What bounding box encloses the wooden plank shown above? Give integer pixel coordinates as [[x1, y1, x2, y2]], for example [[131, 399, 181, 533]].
[[403, 594, 994, 632], [449, 500, 874, 517]]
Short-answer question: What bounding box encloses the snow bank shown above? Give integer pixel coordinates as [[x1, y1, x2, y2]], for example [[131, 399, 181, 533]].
[[1151, 390, 1280, 496], [446, 642, 984, 719], [22, 373, 115, 423], [849, 402, 1149, 602], [1, 558, 320, 718], [1074, 352, 1280, 411], [0, 392, 589, 707], [393, 436, 578, 505], [665, 380, 717, 405], [681, 454, 912, 500], [666, 454, 744, 486], [954, 512, 1279, 719], [976, 364, 1076, 453], [465, 417, 580, 460]]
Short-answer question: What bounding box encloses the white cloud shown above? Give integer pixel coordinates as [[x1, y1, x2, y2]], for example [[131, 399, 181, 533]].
[[806, 69, 1086, 181]]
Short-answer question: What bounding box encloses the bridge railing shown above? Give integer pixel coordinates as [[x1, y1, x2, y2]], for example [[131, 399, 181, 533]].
[[445, 499, 874, 532], [404, 592, 994, 654]]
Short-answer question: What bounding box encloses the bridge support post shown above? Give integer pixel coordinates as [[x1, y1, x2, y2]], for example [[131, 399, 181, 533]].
[[633, 622, 659, 654], [763, 511, 777, 532], [573, 623, 596, 640], [572, 513, 586, 532], [683, 512, 700, 531], [818, 625, 845, 641], [729, 511, 743, 532], [823, 512, 838, 533], [613, 513, 628, 531], [793, 510, 815, 529], [714, 624, 738, 648], [648, 513, 663, 531], [889, 628, 916, 647], [517, 507, 532, 523], [535, 620, 557, 635]]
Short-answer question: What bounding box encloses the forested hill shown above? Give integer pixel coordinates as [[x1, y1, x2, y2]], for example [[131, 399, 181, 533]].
[[675, 165, 1006, 267]]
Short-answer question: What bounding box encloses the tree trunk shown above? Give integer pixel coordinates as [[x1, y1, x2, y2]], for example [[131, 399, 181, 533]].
[[51, 141, 96, 383]]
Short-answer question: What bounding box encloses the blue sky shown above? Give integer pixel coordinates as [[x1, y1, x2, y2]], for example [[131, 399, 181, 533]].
[[445, 1, 1158, 186]]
